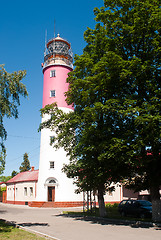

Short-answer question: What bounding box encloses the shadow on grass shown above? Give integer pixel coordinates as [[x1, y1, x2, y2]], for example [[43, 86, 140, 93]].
[[0, 219, 49, 233], [0, 219, 14, 232], [55, 213, 161, 230]]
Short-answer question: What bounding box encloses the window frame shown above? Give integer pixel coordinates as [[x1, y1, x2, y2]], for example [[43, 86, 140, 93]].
[[50, 161, 55, 169], [24, 187, 27, 196], [109, 190, 113, 196], [30, 187, 33, 196], [15, 188, 18, 196], [50, 70, 56, 78], [50, 90, 56, 97]]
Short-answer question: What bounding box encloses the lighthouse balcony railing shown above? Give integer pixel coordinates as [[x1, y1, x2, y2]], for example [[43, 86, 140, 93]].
[[43, 57, 73, 69], [44, 50, 73, 61]]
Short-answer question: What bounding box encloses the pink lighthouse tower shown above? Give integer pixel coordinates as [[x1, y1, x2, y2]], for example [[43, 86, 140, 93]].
[[42, 34, 74, 110], [36, 34, 83, 206]]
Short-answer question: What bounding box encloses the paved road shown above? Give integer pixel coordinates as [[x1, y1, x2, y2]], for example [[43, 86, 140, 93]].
[[0, 203, 161, 240]]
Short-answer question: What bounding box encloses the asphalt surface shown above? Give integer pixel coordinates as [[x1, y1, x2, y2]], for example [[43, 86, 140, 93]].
[[0, 203, 161, 240]]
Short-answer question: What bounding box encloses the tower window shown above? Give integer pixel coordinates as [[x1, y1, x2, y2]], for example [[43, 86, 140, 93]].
[[50, 90, 56, 97], [50, 136, 55, 145], [50, 70, 56, 77], [50, 161, 55, 169]]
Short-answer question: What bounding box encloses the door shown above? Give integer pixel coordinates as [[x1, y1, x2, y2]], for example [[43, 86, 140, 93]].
[[2, 191, 6, 203], [48, 187, 55, 202]]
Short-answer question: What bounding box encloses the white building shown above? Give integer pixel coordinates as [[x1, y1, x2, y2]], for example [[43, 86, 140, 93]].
[[6, 167, 38, 205]]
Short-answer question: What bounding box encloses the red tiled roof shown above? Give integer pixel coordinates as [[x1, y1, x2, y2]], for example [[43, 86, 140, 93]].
[[0, 182, 6, 185], [6, 170, 39, 184]]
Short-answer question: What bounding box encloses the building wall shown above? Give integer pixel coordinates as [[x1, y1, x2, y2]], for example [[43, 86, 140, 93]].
[[7, 181, 37, 202], [36, 108, 83, 202], [42, 65, 73, 109], [104, 183, 123, 203], [36, 53, 82, 203], [122, 186, 139, 200]]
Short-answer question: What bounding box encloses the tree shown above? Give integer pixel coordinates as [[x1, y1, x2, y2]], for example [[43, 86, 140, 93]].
[[93, 0, 161, 222], [0, 175, 12, 182], [0, 65, 28, 174], [11, 170, 18, 178], [40, 0, 161, 220], [19, 153, 31, 172]]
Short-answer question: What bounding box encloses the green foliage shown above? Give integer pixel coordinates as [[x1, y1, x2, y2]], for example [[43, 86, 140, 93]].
[[93, 0, 161, 202], [106, 203, 119, 208], [0, 65, 28, 174], [0, 175, 11, 182], [11, 170, 18, 178], [0, 186, 6, 197], [19, 153, 31, 172], [1, 186, 6, 191], [0, 176, 9, 197], [0, 147, 6, 175]]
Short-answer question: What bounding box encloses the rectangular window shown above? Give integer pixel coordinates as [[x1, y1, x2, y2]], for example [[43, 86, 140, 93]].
[[24, 187, 27, 196], [30, 187, 33, 196], [50, 136, 55, 145], [50, 161, 55, 169], [50, 70, 56, 77], [50, 90, 56, 97], [15, 188, 18, 196], [109, 190, 113, 196]]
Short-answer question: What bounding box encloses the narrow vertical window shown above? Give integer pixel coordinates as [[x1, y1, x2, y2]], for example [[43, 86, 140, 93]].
[[24, 187, 27, 196], [30, 187, 33, 196], [50, 90, 56, 97], [15, 188, 18, 197], [109, 190, 113, 196], [50, 70, 56, 77]]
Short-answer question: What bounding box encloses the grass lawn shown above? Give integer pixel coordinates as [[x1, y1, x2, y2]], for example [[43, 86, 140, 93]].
[[64, 203, 152, 222], [64, 203, 122, 218], [0, 220, 49, 240]]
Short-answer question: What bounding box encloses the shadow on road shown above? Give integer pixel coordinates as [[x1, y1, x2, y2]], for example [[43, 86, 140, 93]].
[[55, 213, 161, 230], [0, 210, 7, 214], [19, 222, 49, 227]]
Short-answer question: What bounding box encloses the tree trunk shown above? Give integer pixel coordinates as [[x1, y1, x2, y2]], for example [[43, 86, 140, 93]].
[[98, 186, 107, 217], [150, 185, 161, 222]]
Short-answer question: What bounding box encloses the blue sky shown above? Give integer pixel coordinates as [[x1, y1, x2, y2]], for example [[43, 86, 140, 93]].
[[0, 0, 104, 176]]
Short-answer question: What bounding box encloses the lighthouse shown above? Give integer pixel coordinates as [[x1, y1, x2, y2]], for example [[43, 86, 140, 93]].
[[36, 34, 83, 206]]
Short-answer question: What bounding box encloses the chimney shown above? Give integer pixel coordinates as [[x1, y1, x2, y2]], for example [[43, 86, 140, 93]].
[[31, 166, 35, 171]]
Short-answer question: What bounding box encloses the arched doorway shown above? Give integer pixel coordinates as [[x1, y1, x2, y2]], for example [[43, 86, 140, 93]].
[[45, 178, 58, 202]]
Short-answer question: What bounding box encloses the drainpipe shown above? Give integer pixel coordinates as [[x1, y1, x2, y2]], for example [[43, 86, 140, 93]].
[[14, 184, 15, 204], [120, 184, 123, 201], [35, 182, 37, 198]]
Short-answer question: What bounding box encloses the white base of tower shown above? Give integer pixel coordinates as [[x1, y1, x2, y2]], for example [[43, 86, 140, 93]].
[[36, 108, 83, 203]]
